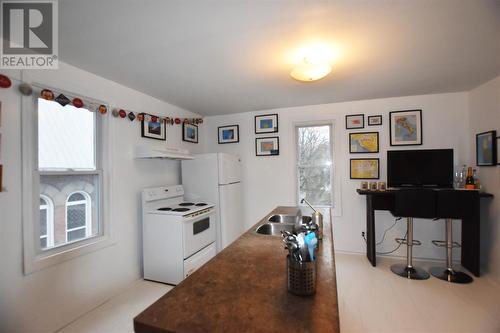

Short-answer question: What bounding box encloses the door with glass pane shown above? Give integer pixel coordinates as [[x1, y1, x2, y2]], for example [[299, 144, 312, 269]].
[[296, 125, 333, 207]]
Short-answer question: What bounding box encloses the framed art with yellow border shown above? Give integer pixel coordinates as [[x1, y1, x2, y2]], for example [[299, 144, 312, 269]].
[[349, 132, 379, 153], [350, 158, 380, 179]]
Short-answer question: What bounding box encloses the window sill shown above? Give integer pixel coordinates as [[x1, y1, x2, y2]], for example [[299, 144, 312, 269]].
[[298, 205, 342, 218], [24, 234, 116, 275]]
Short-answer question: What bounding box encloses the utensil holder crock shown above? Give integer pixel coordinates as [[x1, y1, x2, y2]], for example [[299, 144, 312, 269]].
[[287, 255, 317, 296]]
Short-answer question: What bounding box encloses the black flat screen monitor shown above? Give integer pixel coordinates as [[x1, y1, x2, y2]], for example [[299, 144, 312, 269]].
[[387, 149, 454, 188]]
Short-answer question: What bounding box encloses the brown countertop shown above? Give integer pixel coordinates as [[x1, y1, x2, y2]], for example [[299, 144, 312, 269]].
[[134, 206, 340, 333]]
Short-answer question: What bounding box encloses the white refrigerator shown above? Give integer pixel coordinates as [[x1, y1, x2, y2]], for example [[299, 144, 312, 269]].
[[182, 153, 244, 252]]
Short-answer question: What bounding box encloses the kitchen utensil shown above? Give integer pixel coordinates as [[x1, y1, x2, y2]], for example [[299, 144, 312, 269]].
[[283, 237, 301, 261], [297, 233, 307, 261], [304, 232, 318, 261]]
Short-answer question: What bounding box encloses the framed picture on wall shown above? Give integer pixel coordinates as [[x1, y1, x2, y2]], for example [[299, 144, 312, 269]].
[[255, 137, 279, 156], [218, 125, 239, 144], [476, 130, 497, 166], [368, 115, 382, 126], [141, 114, 166, 141], [350, 158, 380, 179], [389, 109, 422, 146], [349, 132, 379, 153], [497, 137, 500, 166], [255, 114, 278, 134], [346, 114, 364, 129], [182, 123, 198, 143]]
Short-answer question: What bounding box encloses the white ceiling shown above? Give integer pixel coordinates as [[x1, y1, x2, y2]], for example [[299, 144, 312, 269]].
[[59, 0, 500, 116]]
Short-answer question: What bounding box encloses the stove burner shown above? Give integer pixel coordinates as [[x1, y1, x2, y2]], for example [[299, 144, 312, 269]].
[[158, 207, 172, 211], [172, 208, 190, 212], [179, 202, 194, 206], [195, 203, 208, 206]]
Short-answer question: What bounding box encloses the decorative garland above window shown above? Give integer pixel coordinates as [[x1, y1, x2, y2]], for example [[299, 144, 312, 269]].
[[0, 74, 204, 125]]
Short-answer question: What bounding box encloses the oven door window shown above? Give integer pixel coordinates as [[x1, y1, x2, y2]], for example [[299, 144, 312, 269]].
[[193, 217, 210, 235]]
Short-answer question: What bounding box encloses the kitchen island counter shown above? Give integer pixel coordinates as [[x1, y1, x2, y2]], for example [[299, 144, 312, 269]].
[[134, 206, 340, 333]]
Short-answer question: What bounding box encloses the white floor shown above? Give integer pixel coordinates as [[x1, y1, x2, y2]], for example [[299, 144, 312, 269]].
[[336, 253, 500, 333], [58, 253, 500, 333], [57, 280, 172, 333]]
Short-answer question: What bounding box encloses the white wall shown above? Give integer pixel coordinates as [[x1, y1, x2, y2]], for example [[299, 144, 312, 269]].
[[0, 62, 203, 333], [0, 59, 495, 332], [468, 75, 500, 286], [204, 92, 470, 260]]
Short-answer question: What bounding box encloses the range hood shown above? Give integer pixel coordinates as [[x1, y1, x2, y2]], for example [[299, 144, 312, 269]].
[[135, 146, 194, 160]]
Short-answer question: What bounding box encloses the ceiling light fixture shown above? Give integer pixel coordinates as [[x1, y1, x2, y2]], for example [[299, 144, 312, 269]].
[[290, 57, 332, 82], [289, 42, 339, 82]]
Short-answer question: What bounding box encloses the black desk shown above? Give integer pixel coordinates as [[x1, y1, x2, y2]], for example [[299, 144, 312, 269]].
[[357, 189, 493, 277]]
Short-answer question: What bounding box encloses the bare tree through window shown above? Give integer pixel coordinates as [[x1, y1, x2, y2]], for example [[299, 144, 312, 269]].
[[297, 125, 333, 206]]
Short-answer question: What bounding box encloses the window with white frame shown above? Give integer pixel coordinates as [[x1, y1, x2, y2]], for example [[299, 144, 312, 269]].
[[36, 98, 102, 251], [39, 195, 54, 249], [296, 124, 334, 207], [66, 192, 91, 242]]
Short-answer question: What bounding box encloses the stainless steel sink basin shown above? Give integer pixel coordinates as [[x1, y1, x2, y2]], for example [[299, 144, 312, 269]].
[[255, 223, 294, 236], [267, 214, 299, 223], [267, 214, 312, 224]]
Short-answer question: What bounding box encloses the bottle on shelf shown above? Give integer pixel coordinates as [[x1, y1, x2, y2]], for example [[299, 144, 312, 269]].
[[459, 164, 467, 188], [465, 167, 475, 190], [473, 169, 481, 190]]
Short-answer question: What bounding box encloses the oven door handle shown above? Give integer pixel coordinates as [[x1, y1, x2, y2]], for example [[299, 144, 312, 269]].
[[183, 209, 214, 222]]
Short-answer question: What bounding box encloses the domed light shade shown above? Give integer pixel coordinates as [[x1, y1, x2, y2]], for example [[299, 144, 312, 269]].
[[290, 62, 332, 82]]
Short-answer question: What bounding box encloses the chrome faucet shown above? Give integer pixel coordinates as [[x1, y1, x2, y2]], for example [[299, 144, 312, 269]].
[[300, 198, 323, 240], [301, 198, 317, 213]]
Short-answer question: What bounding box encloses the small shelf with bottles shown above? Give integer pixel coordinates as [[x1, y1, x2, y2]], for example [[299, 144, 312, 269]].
[[454, 164, 482, 191]]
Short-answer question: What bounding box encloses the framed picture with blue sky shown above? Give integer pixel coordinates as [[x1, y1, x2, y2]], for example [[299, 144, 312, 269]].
[[182, 123, 198, 143], [218, 125, 239, 144], [255, 114, 278, 134], [141, 113, 166, 140], [476, 130, 496, 166]]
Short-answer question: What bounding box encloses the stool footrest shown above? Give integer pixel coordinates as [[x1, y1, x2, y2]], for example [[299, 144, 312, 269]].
[[432, 240, 461, 248], [395, 238, 421, 246]]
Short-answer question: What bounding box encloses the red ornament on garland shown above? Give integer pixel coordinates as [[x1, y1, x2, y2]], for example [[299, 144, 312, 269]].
[[72, 98, 84, 108], [118, 109, 127, 118], [175, 118, 181, 124], [151, 116, 158, 122], [0, 74, 12, 88]]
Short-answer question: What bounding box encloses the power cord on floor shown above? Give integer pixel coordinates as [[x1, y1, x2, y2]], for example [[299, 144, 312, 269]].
[[361, 218, 406, 255]]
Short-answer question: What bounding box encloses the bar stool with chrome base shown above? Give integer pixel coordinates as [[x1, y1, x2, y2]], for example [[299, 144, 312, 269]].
[[390, 189, 436, 280], [429, 190, 473, 284]]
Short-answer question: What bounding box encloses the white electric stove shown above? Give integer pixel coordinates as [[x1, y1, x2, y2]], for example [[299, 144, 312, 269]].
[[141, 185, 216, 285]]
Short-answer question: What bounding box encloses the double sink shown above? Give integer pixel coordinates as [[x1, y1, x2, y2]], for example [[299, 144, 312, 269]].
[[255, 213, 312, 236]]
